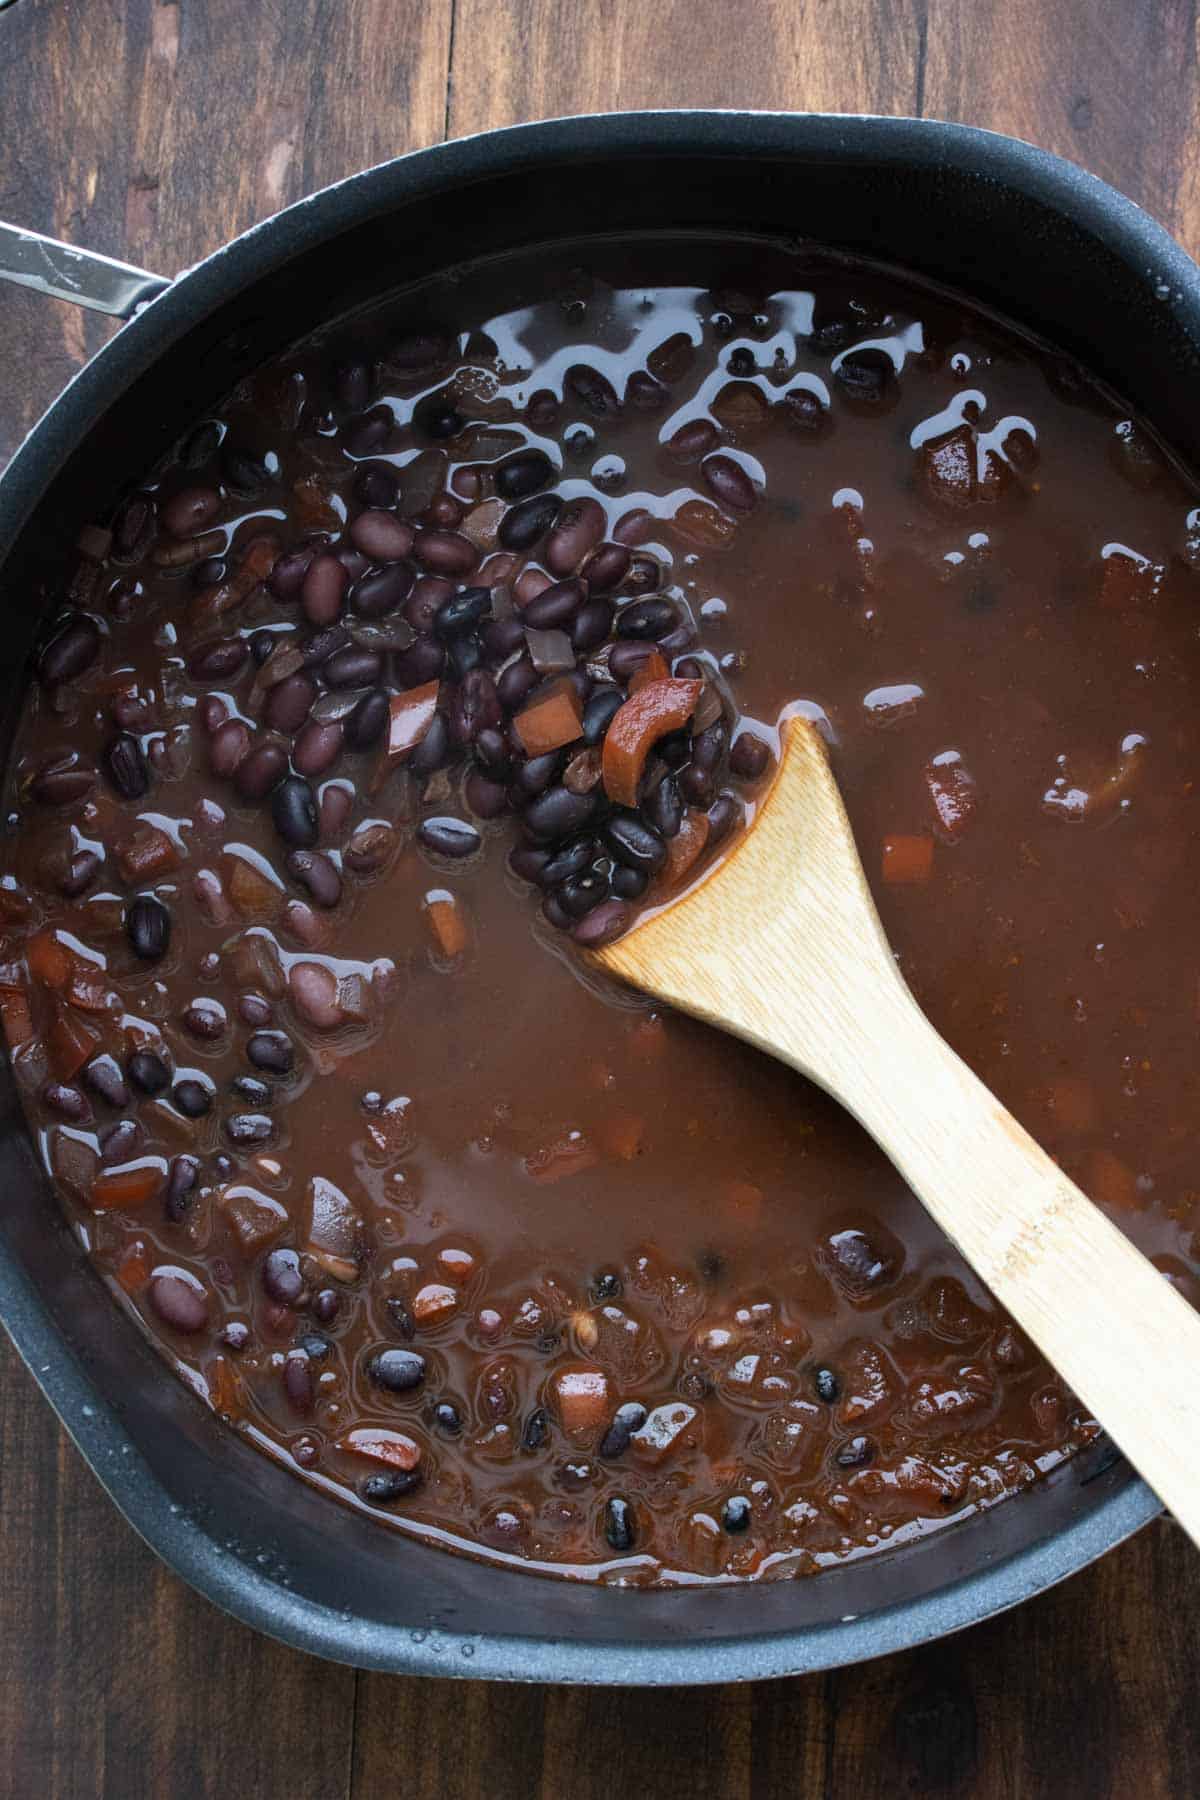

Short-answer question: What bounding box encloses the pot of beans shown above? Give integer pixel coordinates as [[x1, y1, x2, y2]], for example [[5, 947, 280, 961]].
[[0, 111, 1195, 1682]]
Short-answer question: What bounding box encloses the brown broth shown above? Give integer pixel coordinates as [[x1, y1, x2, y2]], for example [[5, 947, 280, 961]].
[[3, 243, 1198, 1583]]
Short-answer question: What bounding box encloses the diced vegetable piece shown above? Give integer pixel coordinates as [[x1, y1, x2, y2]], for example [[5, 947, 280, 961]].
[[412, 1281, 458, 1326], [513, 677, 584, 756], [27, 930, 71, 990], [115, 825, 181, 885], [0, 988, 33, 1049], [219, 1183, 289, 1254], [47, 1006, 99, 1081], [602, 679, 702, 807], [550, 1364, 611, 1438], [671, 498, 738, 550], [424, 891, 469, 959], [89, 1158, 165, 1212], [628, 649, 671, 694], [305, 1174, 362, 1260], [383, 680, 440, 763], [208, 1355, 244, 1419], [228, 857, 282, 919], [117, 1242, 151, 1294], [340, 1428, 421, 1471], [660, 809, 710, 890], [1085, 1148, 1140, 1211], [881, 834, 933, 886]]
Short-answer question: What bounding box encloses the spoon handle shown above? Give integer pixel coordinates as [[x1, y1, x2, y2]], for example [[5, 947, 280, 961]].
[[788, 963, 1200, 1547]]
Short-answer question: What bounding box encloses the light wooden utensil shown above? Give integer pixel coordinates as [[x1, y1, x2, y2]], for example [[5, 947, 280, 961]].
[[596, 714, 1200, 1547]]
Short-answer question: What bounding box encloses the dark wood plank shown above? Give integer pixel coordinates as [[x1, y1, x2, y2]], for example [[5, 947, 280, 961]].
[[3, 0, 1200, 1795]]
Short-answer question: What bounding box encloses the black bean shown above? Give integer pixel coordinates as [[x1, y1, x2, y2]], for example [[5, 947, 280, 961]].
[[558, 870, 610, 917], [249, 629, 276, 668], [465, 770, 510, 819], [150, 1272, 208, 1334], [567, 365, 619, 417], [450, 668, 501, 745], [128, 1050, 170, 1094], [287, 848, 342, 908], [312, 1287, 341, 1324], [408, 709, 450, 774], [104, 732, 149, 800], [601, 809, 667, 873], [395, 637, 446, 689], [30, 755, 94, 808], [83, 1054, 130, 1109], [481, 616, 526, 663], [474, 726, 513, 775], [581, 543, 632, 593], [702, 453, 757, 513], [598, 1402, 647, 1460], [370, 1348, 427, 1392], [246, 1030, 294, 1074], [302, 553, 349, 627], [293, 719, 344, 778], [691, 720, 728, 773], [523, 578, 585, 631], [164, 1154, 200, 1222], [222, 445, 269, 493], [344, 407, 393, 457], [172, 1079, 213, 1119], [834, 347, 894, 405], [604, 1495, 636, 1552], [433, 1401, 462, 1435], [610, 864, 648, 900], [264, 672, 317, 734], [644, 773, 683, 839], [235, 742, 289, 802], [432, 586, 490, 639], [263, 1247, 304, 1305], [722, 1495, 752, 1533], [404, 576, 451, 635], [523, 785, 595, 840], [814, 1366, 840, 1404], [182, 999, 226, 1040], [354, 463, 399, 509], [412, 530, 478, 577], [349, 563, 415, 626], [269, 547, 315, 601], [219, 1320, 251, 1351], [271, 775, 319, 848], [706, 791, 743, 845], [43, 1082, 89, 1122], [571, 899, 631, 948], [835, 1435, 876, 1468], [730, 732, 771, 780], [226, 1112, 274, 1145], [499, 493, 562, 552], [162, 484, 221, 538], [39, 615, 101, 686], [418, 815, 481, 859], [495, 448, 554, 500], [323, 645, 383, 689], [521, 1407, 550, 1452], [189, 637, 249, 683], [299, 1331, 331, 1361], [679, 762, 715, 806], [56, 848, 101, 897], [282, 1351, 315, 1415], [126, 893, 171, 961], [343, 687, 389, 751], [616, 597, 677, 640], [538, 836, 595, 886], [607, 641, 657, 683], [361, 1469, 421, 1505], [508, 845, 551, 884], [100, 1119, 142, 1164], [447, 632, 483, 680], [571, 598, 613, 651], [232, 1075, 271, 1106], [591, 1270, 622, 1301], [579, 687, 622, 746], [301, 624, 351, 668], [238, 997, 272, 1032], [496, 656, 538, 712], [349, 509, 413, 562]]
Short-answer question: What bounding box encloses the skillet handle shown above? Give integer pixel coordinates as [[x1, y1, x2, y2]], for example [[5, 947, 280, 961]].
[[0, 220, 171, 320]]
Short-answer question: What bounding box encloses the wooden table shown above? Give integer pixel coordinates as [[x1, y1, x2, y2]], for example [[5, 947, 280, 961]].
[[2, 1, 1198, 1793]]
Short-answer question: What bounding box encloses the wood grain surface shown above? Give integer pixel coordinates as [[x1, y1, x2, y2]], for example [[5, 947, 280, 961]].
[[1, 1, 1199, 1795]]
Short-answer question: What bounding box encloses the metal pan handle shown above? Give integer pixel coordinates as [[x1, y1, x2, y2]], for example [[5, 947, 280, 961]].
[[0, 221, 171, 320]]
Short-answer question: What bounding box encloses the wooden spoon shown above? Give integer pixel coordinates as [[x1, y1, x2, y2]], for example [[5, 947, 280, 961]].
[[595, 714, 1200, 1546]]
